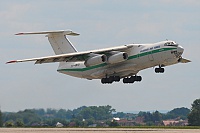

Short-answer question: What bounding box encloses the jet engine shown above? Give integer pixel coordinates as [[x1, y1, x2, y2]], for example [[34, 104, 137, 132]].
[[84, 54, 107, 67], [107, 52, 128, 64]]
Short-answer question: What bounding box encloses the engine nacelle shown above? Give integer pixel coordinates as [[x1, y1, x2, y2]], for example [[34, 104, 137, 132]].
[[107, 52, 128, 64], [84, 54, 107, 67]]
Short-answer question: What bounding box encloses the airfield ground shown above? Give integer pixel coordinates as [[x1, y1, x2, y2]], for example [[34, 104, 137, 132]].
[[0, 128, 200, 133]]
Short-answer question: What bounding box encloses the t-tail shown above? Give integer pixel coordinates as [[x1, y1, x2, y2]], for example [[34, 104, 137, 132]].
[[15, 30, 79, 54]]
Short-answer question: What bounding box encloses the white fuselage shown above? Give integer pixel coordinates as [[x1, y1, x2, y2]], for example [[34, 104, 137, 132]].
[[57, 41, 184, 80]]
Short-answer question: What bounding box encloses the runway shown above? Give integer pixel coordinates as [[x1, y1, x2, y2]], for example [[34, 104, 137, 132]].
[[0, 128, 199, 133]]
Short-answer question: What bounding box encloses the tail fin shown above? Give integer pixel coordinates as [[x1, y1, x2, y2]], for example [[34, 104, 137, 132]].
[[16, 30, 79, 55]]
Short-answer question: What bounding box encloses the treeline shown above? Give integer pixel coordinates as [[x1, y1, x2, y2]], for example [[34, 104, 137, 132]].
[[1, 106, 190, 127], [2, 105, 115, 127], [138, 108, 189, 126], [0, 98, 200, 127], [113, 107, 190, 126]]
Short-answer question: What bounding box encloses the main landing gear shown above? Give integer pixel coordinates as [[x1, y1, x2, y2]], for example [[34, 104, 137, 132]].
[[101, 76, 120, 84], [123, 76, 142, 84], [101, 75, 142, 84], [155, 66, 165, 73]]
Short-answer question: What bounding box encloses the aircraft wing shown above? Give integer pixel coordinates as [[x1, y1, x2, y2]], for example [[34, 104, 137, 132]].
[[6, 45, 134, 64]]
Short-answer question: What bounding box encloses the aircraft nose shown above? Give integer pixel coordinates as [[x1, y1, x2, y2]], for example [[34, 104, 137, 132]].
[[177, 45, 184, 56]]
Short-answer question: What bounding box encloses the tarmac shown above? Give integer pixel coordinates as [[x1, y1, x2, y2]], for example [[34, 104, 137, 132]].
[[0, 128, 200, 133]]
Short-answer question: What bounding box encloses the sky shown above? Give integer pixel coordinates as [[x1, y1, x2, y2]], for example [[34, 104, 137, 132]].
[[0, 0, 200, 112]]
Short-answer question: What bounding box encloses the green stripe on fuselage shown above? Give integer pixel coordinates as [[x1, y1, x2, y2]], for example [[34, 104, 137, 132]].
[[57, 63, 107, 72], [58, 47, 176, 72]]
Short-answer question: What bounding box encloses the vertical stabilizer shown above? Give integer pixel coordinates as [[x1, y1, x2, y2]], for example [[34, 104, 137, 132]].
[[47, 31, 78, 55]]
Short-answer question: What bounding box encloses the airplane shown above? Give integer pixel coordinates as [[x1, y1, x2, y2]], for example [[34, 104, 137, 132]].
[[6, 30, 191, 84]]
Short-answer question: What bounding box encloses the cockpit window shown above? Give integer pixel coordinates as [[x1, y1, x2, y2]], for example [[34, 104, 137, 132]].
[[164, 42, 178, 47]]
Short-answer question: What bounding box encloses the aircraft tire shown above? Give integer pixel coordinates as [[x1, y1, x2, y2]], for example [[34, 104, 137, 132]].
[[155, 68, 159, 73], [101, 78, 106, 84], [135, 76, 142, 81], [129, 76, 135, 83], [108, 76, 114, 84], [161, 68, 164, 73], [155, 68, 165, 73], [123, 78, 127, 84], [123, 77, 134, 84], [114, 76, 120, 82]]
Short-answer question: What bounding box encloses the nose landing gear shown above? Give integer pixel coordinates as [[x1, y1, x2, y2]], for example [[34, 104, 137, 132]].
[[155, 65, 165, 73]]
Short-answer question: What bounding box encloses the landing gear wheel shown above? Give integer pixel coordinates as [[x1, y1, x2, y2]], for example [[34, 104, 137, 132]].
[[122, 75, 142, 84], [155, 67, 165, 73], [108, 76, 114, 84], [114, 76, 120, 82], [102, 75, 142, 84], [129, 76, 135, 83], [155, 68, 159, 73], [136, 76, 142, 82], [101, 76, 120, 84], [101, 78, 106, 84], [123, 78, 129, 84], [161, 68, 164, 73]]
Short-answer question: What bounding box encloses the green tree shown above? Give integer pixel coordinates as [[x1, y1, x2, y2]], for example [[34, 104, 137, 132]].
[[33, 109, 45, 116], [5, 121, 14, 127], [163, 107, 190, 120], [138, 111, 162, 125], [66, 110, 73, 119], [107, 120, 119, 127], [72, 106, 87, 116], [113, 112, 126, 118], [56, 109, 67, 119], [152, 111, 162, 122], [188, 98, 200, 126], [3, 112, 21, 122], [0, 109, 3, 127], [18, 109, 41, 125], [15, 119, 24, 127], [142, 112, 153, 122], [46, 108, 57, 116], [86, 118, 95, 126], [78, 105, 115, 121]]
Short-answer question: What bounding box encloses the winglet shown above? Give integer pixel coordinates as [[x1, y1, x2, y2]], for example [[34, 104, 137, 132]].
[[6, 60, 17, 64]]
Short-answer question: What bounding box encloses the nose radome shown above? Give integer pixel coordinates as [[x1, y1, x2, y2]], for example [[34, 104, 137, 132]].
[[177, 45, 184, 55]]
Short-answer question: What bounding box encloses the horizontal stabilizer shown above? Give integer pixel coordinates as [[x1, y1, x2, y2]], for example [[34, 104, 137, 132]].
[[15, 30, 80, 36]]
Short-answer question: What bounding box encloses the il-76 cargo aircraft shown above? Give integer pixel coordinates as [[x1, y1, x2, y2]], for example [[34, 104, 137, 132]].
[[7, 30, 191, 84]]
